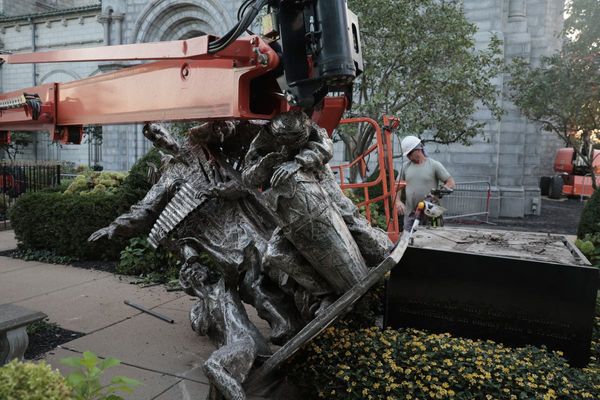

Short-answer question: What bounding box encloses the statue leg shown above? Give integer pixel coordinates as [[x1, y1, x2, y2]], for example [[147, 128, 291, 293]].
[[240, 268, 304, 345], [203, 337, 256, 400], [320, 169, 393, 266]]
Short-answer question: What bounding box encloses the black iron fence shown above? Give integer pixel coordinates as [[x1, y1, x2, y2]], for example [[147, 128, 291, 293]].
[[0, 162, 61, 230]]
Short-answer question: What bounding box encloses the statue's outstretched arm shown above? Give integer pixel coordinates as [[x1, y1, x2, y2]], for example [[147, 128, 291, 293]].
[[88, 182, 169, 242]]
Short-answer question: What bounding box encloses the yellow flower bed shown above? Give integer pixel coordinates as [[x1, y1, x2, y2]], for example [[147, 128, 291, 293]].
[[290, 318, 600, 399]]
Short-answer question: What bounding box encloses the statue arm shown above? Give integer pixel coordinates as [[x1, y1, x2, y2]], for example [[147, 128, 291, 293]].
[[295, 124, 333, 170], [88, 181, 169, 241], [242, 131, 284, 187]]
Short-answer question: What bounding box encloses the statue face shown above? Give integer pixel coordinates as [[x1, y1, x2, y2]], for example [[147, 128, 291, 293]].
[[269, 111, 311, 148]]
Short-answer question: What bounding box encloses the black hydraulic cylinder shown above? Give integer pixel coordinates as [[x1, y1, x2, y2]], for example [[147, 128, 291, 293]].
[[314, 0, 356, 84]]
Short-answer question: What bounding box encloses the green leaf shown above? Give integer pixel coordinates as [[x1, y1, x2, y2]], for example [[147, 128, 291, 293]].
[[65, 371, 86, 386], [100, 357, 121, 370], [81, 351, 99, 369]]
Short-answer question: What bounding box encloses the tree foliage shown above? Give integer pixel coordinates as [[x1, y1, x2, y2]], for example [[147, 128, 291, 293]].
[[340, 0, 504, 160], [0, 131, 34, 162], [508, 0, 600, 189], [564, 0, 600, 54]]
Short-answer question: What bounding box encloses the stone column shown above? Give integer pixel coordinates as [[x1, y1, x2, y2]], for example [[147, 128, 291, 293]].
[[97, 12, 111, 45], [112, 13, 124, 45]]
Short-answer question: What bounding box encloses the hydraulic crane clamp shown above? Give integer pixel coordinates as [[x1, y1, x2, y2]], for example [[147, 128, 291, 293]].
[[263, 0, 364, 109]]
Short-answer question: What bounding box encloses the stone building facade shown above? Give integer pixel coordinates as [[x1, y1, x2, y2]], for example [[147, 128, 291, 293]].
[[0, 0, 565, 217]]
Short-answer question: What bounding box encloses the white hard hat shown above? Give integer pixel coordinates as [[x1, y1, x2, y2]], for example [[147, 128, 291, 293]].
[[401, 135, 421, 157]]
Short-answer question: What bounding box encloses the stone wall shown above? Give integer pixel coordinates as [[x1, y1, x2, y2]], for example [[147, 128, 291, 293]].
[[0, 3, 102, 165], [426, 0, 564, 217]]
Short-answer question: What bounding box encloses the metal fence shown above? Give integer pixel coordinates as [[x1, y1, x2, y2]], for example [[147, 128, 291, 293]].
[[0, 162, 61, 231], [443, 181, 492, 224]]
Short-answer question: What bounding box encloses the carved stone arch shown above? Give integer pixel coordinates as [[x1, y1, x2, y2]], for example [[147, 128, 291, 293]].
[[160, 17, 210, 41], [132, 0, 234, 43], [39, 69, 81, 83]]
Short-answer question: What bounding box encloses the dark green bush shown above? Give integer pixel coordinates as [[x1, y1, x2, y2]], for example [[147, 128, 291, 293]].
[[9, 149, 161, 261], [10, 191, 130, 260], [120, 147, 161, 203], [578, 188, 600, 238]]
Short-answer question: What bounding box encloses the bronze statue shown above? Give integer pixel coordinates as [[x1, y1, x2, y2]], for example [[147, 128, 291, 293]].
[[89, 113, 392, 400]]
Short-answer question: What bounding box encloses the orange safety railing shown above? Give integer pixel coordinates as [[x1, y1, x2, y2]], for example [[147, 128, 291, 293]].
[[331, 116, 403, 242]]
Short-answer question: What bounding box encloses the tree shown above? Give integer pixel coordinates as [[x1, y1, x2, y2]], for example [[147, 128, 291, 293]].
[[564, 0, 600, 54], [0, 132, 34, 163], [340, 0, 504, 162], [508, 0, 600, 189]]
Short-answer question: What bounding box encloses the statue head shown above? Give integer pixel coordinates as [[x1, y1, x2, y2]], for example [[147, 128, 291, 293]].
[[268, 111, 311, 148], [143, 123, 180, 154]]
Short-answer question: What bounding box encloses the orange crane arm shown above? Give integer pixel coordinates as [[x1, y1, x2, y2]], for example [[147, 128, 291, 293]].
[[0, 35, 287, 143]]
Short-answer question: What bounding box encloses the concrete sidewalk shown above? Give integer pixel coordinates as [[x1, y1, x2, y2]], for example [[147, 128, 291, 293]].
[[0, 230, 272, 400]]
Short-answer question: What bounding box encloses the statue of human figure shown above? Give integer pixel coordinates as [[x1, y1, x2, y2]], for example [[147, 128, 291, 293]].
[[89, 122, 310, 399], [89, 117, 391, 399], [243, 111, 392, 295]]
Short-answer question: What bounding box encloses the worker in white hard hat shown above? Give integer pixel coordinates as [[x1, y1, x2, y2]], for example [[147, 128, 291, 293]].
[[396, 135, 455, 230]]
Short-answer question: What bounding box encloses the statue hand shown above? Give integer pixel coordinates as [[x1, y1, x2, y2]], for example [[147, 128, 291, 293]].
[[88, 226, 115, 242], [271, 161, 301, 188], [259, 152, 285, 168], [210, 181, 245, 200]]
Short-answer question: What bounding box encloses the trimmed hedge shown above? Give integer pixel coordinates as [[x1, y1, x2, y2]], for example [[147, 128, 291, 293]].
[[9, 148, 162, 261], [578, 188, 600, 238], [10, 191, 130, 260]]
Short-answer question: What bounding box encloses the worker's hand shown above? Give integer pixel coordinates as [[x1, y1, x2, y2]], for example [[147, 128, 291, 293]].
[[258, 152, 286, 170], [88, 226, 115, 242], [396, 200, 406, 216], [271, 161, 301, 188]]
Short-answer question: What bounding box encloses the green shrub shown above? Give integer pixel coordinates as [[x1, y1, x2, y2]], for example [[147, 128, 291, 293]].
[[10, 191, 130, 260], [0, 359, 73, 400], [120, 148, 161, 204], [578, 188, 600, 238], [11, 248, 77, 264], [117, 236, 180, 282], [290, 319, 600, 400], [63, 171, 126, 195], [576, 232, 600, 268], [10, 149, 161, 261]]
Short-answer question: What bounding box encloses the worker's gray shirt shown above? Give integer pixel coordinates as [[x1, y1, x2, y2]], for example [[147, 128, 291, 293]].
[[401, 158, 451, 213]]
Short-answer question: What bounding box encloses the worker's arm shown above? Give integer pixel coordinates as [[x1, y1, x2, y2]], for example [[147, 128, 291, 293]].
[[443, 176, 456, 190], [395, 190, 406, 215]]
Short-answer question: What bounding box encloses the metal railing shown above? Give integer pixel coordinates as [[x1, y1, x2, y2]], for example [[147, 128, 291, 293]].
[[443, 181, 492, 224], [330, 117, 403, 242], [0, 162, 61, 231]]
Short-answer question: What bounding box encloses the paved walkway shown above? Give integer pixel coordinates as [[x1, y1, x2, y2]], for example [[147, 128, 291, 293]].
[[0, 230, 272, 400]]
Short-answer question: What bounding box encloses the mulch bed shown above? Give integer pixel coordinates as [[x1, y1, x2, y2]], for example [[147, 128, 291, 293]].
[[24, 320, 84, 360], [0, 249, 117, 273]]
